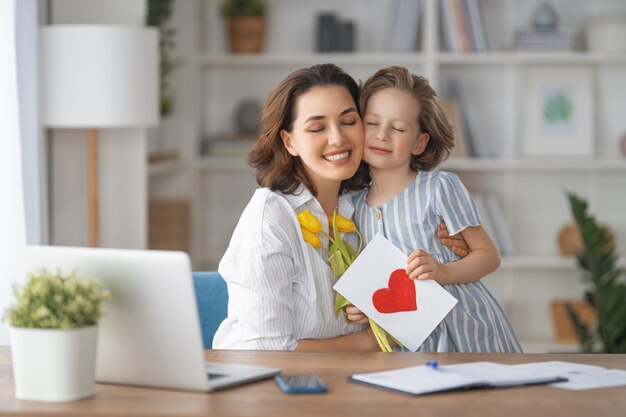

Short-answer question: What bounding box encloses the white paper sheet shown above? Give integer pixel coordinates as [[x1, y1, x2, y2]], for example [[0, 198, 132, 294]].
[[510, 360, 626, 391], [333, 234, 457, 351], [550, 369, 626, 391]]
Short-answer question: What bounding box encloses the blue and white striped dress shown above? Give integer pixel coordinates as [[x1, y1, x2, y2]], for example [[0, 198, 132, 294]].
[[353, 170, 522, 353]]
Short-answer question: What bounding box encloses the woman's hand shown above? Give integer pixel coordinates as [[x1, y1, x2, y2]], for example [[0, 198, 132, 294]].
[[346, 304, 369, 324], [437, 222, 469, 258], [406, 249, 448, 284]]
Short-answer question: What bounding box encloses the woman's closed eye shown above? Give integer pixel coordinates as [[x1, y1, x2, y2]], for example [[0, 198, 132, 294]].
[[342, 119, 358, 126]]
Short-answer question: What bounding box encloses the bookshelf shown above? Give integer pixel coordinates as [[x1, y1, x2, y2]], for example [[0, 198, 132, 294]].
[[151, 0, 626, 350]]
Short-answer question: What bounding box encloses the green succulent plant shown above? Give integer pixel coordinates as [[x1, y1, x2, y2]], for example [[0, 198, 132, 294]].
[[220, 0, 267, 17], [566, 192, 626, 353], [4, 269, 110, 329]]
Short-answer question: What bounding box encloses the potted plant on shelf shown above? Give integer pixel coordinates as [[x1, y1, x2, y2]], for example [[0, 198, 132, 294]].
[[146, 0, 176, 117], [220, 0, 267, 53], [4, 269, 110, 402], [563, 192, 626, 353]]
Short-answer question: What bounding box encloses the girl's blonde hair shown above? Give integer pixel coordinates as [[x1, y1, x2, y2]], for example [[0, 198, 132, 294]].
[[360, 66, 454, 171]]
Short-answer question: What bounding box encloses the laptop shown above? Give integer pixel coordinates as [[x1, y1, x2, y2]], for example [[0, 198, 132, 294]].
[[23, 245, 281, 392]]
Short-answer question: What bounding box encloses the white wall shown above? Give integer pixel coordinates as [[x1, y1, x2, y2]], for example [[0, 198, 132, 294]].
[[48, 0, 148, 248]]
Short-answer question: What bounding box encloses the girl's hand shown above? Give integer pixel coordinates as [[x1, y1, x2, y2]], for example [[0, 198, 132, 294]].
[[406, 249, 448, 284], [437, 222, 469, 258], [346, 304, 368, 324]]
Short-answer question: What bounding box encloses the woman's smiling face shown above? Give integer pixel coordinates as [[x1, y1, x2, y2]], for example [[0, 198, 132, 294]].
[[281, 85, 364, 190]]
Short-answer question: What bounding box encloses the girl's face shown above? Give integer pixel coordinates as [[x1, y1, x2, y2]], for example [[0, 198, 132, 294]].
[[362, 88, 429, 171], [281, 85, 364, 190]]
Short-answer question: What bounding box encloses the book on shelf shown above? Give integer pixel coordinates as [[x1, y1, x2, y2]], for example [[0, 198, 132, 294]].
[[350, 361, 564, 396], [148, 149, 179, 164], [200, 133, 257, 157], [514, 28, 576, 52], [447, 78, 482, 157], [440, 99, 470, 158], [452, 0, 471, 52], [384, 0, 422, 52], [465, 0, 488, 52], [440, 0, 488, 52], [440, 0, 458, 52], [483, 190, 515, 257], [472, 192, 502, 253]]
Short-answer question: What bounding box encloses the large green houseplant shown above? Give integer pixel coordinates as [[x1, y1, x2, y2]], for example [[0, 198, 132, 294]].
[[566, 192, 626, 353], [4, 269, 110, 402]]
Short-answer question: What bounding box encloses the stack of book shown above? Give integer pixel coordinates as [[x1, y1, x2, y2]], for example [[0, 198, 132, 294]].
[[383, 0, 423, 52], [514, 29, 576, 52], [199, 134, 257, 158], [472, 190, 515, 258], [446, 79, 483, 157], [440, 99, 470, 159], [440, 0, 488, 52]]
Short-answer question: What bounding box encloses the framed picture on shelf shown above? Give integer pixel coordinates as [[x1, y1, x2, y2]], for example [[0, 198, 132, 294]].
[[522, 67, 594, 156]]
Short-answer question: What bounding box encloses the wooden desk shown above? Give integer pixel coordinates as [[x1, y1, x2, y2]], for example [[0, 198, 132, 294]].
[[1, 347, 624, 416]]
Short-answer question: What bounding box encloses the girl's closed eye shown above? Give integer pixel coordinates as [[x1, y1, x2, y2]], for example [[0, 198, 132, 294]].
[[392, 127, 406, 132]]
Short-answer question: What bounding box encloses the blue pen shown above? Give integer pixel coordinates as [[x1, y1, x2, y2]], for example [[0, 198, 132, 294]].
[[426, 360, 438, 370]]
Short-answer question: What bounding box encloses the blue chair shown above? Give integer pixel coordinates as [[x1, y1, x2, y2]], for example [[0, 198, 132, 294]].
[[192, 271, 228, 349]]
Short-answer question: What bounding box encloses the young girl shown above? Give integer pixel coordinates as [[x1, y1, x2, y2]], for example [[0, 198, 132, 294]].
[[349, 66, 522, 352]]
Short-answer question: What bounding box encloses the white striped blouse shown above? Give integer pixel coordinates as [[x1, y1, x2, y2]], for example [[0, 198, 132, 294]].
[[352, 170, 522, 353], [213, 185, 366, 350]]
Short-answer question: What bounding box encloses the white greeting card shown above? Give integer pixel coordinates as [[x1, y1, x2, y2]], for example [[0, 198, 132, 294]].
[[333, 234, 458, 351]]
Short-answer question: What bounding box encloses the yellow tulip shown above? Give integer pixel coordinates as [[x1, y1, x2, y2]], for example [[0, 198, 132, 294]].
[[297, 210, 322, 233], [328, 213, 356, 233], [300, 227, 322, 248]]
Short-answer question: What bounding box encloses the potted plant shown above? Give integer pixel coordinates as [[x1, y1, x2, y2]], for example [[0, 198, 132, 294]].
[[146, 0, 176, 117], [220, 0, 267, 53], [4, 269, 110, 402], [564, 192, 626, 353]]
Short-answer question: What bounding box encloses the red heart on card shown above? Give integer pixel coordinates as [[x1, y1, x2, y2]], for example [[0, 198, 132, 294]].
[[372, 269, 417, 314]]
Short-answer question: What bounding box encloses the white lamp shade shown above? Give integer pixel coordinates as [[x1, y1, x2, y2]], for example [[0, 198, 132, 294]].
[[40, 25, 159, 128]]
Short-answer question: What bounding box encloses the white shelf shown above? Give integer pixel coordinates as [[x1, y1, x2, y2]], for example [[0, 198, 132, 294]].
[[438, 52, 626, 66], [441, 157, 626, 172], [194, 53, 426, 68], [196, 156, 250, 172], [500, 255, 626, 270], [193, 52, 626, 68]]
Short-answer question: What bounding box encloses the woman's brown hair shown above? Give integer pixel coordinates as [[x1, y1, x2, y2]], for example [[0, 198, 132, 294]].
[[359, 66, 454, 171], [247, 63, 369, 196]]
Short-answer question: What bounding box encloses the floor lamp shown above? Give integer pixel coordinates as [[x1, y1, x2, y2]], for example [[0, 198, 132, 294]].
[[40, 25, 158, 247]]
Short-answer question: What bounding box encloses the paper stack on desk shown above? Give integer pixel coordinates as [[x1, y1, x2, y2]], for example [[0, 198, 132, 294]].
[[509, 361, 626, 391], [351, 360, 626, 395], [350, 361, 564, 395]]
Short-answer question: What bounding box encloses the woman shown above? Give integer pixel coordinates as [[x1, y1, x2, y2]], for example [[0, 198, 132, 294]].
[[212, 64, 467, 351]]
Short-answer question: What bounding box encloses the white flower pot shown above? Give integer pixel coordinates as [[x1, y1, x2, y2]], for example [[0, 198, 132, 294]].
[[10, 325, 98, 402]]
